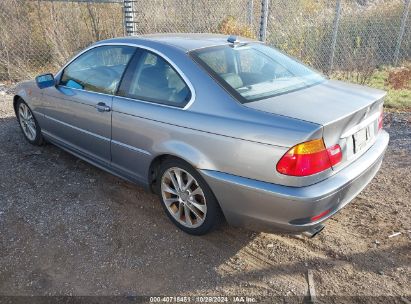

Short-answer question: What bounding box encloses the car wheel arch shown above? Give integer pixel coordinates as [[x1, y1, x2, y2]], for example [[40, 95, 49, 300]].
[[148, 154, 180, 193], [147, 148, 216, 194], [13, 95, 23, 116], [147, 154, 200, 192]]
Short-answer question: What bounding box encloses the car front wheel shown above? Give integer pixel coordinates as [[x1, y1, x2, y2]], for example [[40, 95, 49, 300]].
[[157, 158, 222, 235], [16, 99, 44, 146]]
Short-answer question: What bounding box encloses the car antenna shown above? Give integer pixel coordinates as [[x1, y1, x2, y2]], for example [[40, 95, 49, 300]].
[[227, 35, 240, 46]]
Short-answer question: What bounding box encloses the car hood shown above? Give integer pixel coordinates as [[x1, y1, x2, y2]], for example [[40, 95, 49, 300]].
[[244, 79, 386, 146]]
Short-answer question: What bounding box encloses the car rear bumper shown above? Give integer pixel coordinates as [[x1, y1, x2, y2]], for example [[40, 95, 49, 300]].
[[200, 130, 389, 233]]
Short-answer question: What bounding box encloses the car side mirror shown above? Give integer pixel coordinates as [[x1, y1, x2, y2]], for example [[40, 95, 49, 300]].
[[35, 73, 55, 89]]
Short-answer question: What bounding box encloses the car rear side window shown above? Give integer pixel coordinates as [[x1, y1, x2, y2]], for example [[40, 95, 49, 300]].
[[60, 45, 136, 95], [117, 50, 191, 108], [191, 44, 325, 103]]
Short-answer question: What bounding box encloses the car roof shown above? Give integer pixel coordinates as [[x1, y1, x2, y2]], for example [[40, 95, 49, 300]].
[[98, 33, 259, 52]]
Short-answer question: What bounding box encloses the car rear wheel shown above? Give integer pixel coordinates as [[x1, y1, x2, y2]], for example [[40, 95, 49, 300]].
[[16, 99, 44, 146], [157, 158, 222, 235]]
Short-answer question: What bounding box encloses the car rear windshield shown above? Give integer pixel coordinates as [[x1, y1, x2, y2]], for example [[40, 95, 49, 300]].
[[190, 43, 325, 103]]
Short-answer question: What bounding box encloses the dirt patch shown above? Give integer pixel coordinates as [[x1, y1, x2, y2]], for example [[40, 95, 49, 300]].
[[387, 66, 411, 90], [0, 94, 410, 302]]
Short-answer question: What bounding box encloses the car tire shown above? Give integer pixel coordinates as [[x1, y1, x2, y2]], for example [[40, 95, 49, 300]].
[[156, 158, 223, 235], [16, 98, 44, 146]]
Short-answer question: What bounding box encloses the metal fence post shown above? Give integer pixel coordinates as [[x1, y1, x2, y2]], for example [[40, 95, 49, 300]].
[[259, 0, 269, 42], [329, 0, 342, 73], [393, 0, 411, 66], [121, 0, 126, 36], [123, 0, 136, 36], [247, 0, 254, 28]]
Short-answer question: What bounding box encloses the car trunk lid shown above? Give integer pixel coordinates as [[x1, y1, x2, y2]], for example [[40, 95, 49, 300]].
[[244, 79, 386, 169]]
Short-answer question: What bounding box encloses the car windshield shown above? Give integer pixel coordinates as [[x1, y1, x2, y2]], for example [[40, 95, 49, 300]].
[[191, 43, 325, 103]]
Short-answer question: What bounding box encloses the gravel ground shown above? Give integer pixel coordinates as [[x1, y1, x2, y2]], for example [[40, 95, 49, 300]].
[[0, 94, 410, 303]]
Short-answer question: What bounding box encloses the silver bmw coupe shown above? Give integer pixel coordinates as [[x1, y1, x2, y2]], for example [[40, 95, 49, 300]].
[[14, 34, 389, 235]]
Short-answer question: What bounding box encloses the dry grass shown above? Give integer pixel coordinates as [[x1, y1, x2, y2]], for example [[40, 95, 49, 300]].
[[333, 64, 411, 111]]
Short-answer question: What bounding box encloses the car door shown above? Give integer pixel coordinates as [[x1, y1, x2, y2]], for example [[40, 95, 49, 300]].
[[40, 45, 136, 164], [111, 48, 193, 184]]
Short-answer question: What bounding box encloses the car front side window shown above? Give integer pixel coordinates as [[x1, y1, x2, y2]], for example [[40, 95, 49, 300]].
[[60, 45, 136, 95], [118, 50, 191, 108]]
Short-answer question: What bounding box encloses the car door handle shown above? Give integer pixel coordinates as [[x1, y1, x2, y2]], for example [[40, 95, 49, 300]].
[[95, 102, 111, 112]]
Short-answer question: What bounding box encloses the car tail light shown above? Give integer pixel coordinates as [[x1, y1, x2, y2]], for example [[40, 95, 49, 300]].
[[327, 144, 342, 166], [311, 209, 331, 222], [378, 108, 384, 131], [276, 139, 342, 176]]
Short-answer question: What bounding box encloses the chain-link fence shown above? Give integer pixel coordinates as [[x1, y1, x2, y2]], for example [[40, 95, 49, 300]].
[[123, 0, 256, 35], [266, 0, 411, 76], [0, 0, 124, 82], [0, 0, 410, 83]]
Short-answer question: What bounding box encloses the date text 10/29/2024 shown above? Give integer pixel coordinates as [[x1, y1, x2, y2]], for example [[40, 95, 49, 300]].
[[149, 296, 257, 303]]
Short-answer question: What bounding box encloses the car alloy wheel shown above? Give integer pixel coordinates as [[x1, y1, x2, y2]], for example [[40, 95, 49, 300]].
[[160, 167, 207, 229], [18, 102, 37, 141]]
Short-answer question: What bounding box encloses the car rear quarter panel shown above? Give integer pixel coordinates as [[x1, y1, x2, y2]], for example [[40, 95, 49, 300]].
[[112, 99, 291, 185]]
